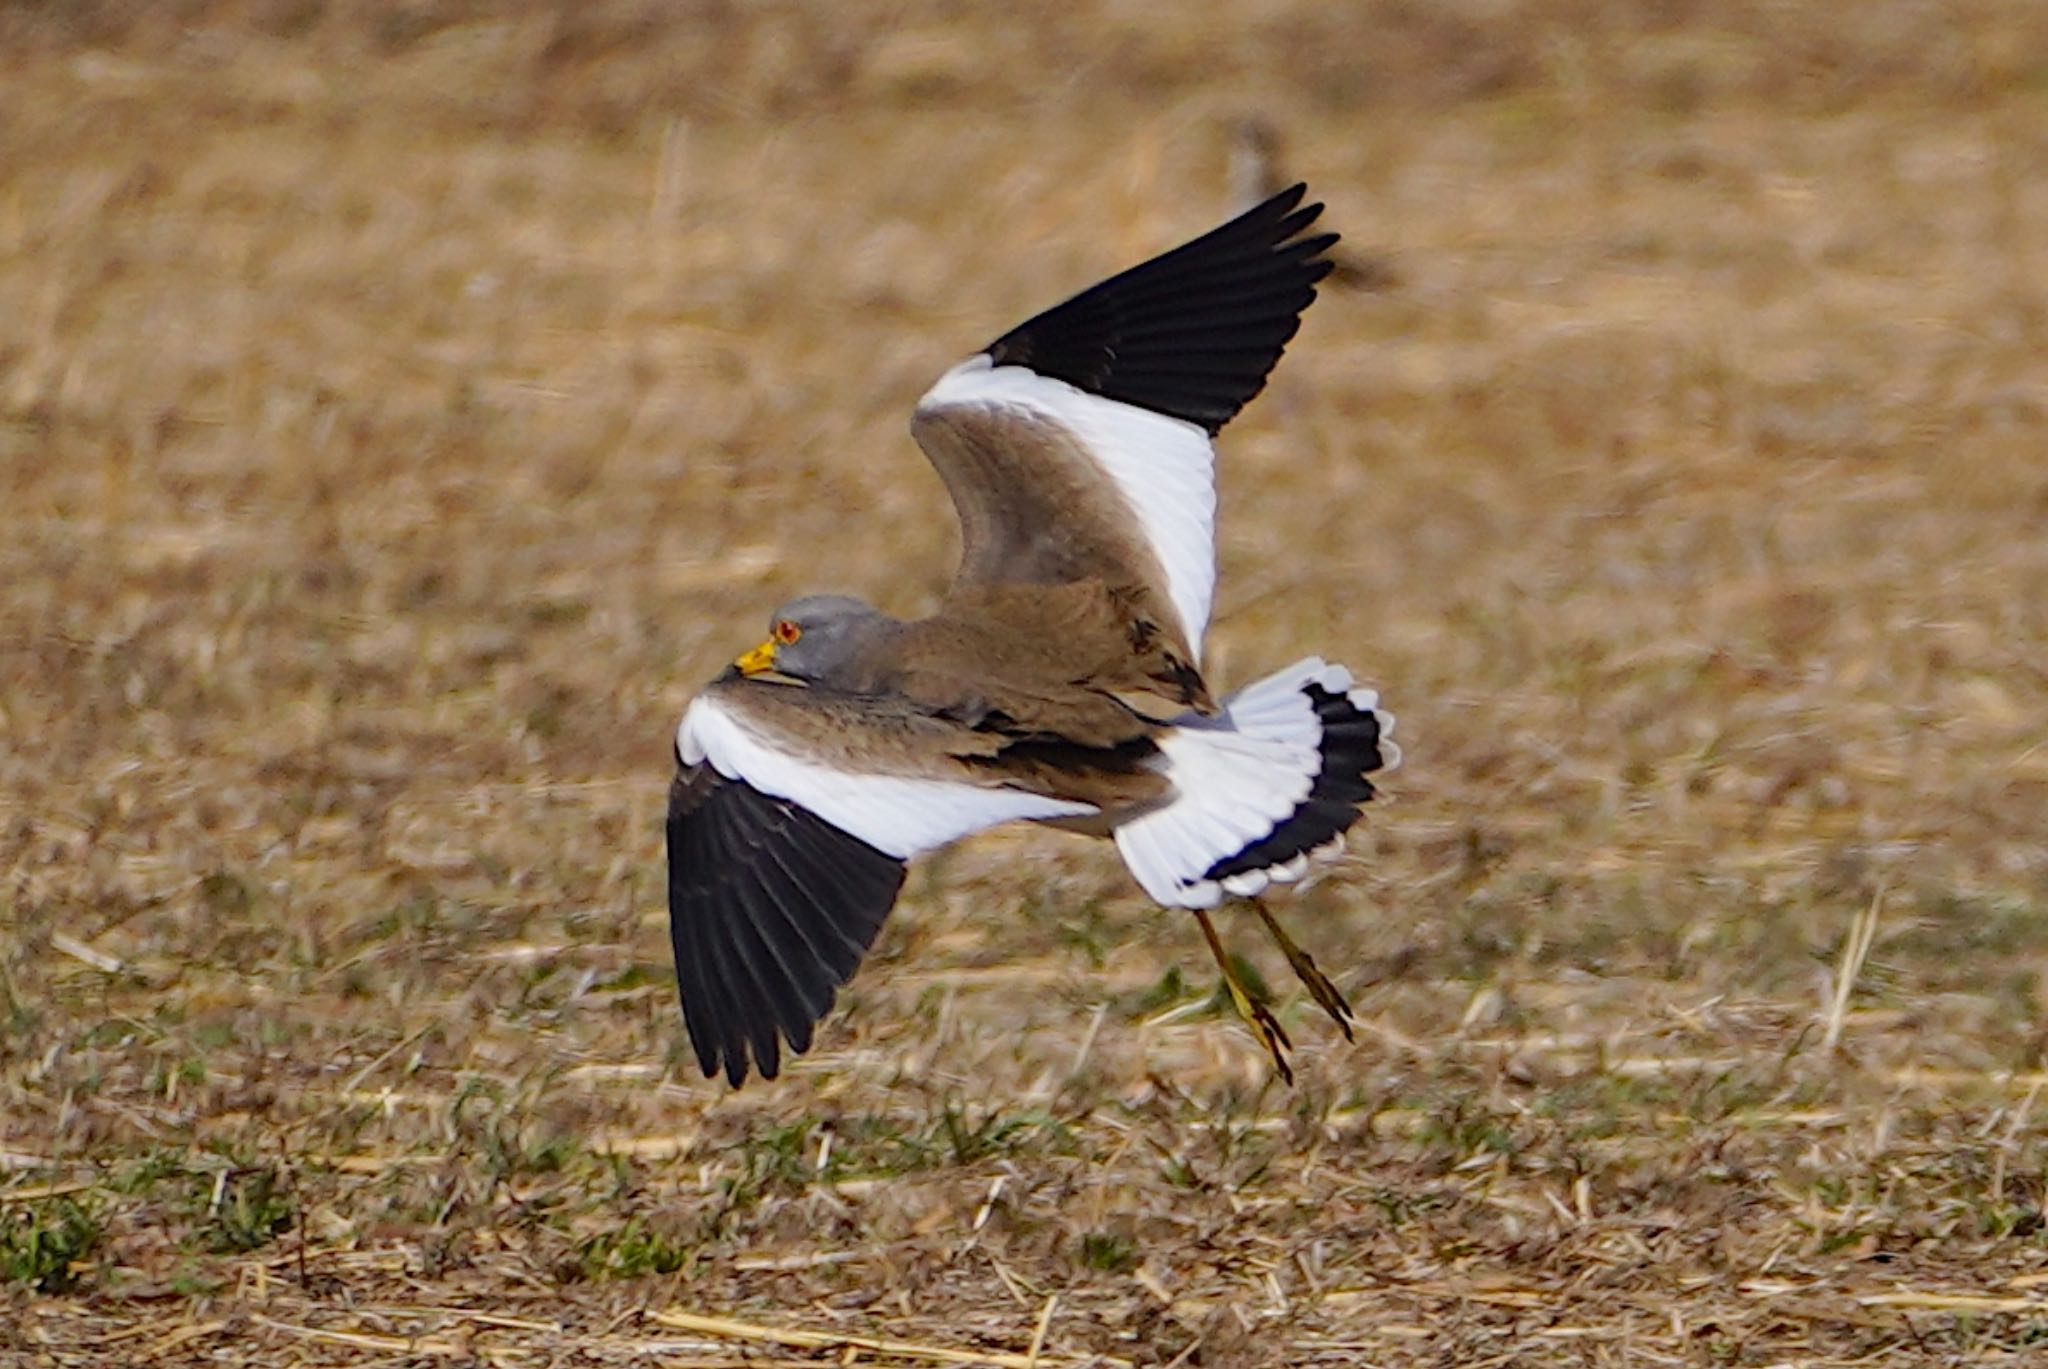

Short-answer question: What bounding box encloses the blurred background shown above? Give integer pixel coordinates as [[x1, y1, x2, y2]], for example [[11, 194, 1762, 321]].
[[4, 1, 2048, 1363]]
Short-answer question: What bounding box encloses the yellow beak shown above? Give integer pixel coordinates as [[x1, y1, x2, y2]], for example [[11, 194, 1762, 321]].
[[734, 640, 778, 676]]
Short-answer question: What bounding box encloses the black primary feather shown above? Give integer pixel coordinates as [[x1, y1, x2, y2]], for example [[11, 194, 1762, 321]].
[[666, 766, 907, 1087], [984, 184, 1338, 434]]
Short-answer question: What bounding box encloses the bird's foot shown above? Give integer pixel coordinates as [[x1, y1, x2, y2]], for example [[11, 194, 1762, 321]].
[[1195, 907, 1294, 1083], [1235, 982, 1296, 1085], [1252, 899, 1356, 1041]]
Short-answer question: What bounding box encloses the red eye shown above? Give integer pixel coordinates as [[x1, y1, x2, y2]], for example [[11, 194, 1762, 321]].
[[774, 619, 801, 645]]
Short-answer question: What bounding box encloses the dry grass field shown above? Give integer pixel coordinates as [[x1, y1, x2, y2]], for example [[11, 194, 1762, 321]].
[[4, 1, 2048, 1363]]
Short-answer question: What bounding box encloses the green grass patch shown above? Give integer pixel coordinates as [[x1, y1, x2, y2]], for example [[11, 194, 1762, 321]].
[[2, 1198, 104, 1293], [1079, 1230, 1139, 1273]]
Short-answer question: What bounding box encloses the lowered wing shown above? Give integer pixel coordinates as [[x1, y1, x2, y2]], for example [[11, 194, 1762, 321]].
[[669, 683, 1095, 1086]]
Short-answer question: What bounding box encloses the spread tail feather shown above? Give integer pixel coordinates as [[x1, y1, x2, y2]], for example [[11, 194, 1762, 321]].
[[1112, 658, 1397, 909]]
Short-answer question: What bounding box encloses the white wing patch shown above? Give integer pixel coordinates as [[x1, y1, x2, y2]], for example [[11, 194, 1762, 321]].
[[918, 355, 1217, 658], [677, 693, 1097, 861]]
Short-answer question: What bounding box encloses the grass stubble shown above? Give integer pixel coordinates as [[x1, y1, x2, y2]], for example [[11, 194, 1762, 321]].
[[4, 1, 2048, 1364]]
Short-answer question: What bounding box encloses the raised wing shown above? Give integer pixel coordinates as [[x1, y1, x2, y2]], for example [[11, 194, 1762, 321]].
[[669, 686, 1095, 1086], [911, 185, 1337, 660]]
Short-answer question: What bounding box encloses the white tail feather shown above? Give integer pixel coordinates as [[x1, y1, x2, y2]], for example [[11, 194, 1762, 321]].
[[1112, 657, 1393, 909]]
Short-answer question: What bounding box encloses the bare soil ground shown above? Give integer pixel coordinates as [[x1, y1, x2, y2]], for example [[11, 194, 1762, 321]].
[[5, 2, 2048, 1364]]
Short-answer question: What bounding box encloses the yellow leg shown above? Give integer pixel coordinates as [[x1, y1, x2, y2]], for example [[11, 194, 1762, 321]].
[[1251, 898, 1356, 1042], [1193, 907, 1293, 1084]]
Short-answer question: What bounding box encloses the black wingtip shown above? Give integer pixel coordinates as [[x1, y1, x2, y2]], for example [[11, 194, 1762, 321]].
[[667, 767, 908, 1089], [984, 184, 1340, 434], [1265, 184, 1336, 240]]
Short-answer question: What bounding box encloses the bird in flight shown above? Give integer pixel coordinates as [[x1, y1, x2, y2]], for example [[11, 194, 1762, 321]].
[[668, 184, 1398, 1087]]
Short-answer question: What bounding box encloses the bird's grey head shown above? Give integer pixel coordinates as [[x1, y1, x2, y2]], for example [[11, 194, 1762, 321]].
[[731, 594, 896, 689]]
